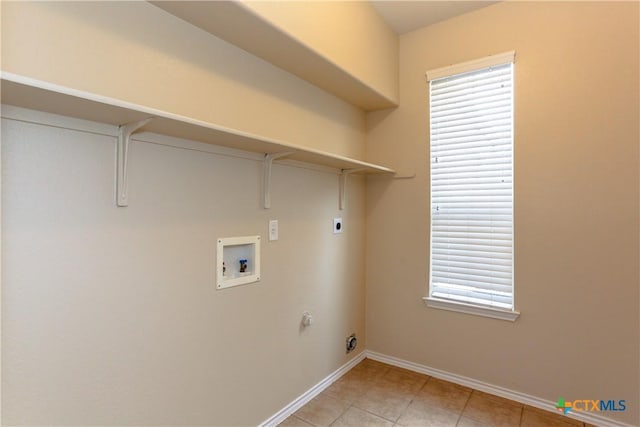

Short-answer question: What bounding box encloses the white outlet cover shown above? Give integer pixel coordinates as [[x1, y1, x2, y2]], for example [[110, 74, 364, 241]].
[[269, 220, 278, 241], [333, 217, 343, 234]]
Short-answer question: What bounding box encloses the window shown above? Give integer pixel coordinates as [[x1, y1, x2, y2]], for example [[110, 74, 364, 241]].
[[424, 52, 519, 321]]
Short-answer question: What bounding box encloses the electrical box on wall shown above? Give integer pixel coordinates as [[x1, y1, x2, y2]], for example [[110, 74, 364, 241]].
[[216, 236, 260, 290], [333, 217, 343, 234]]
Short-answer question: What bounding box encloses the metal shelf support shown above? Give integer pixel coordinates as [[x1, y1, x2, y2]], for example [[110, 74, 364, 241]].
[[339, 168, 366, 210], [263, 151, 295, 209], [116, 118, 152, 207]]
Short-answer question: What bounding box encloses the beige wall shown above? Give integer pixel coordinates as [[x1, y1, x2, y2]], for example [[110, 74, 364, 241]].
[[0, 1, 365, 159], [1, 1, 369, 425], [243, 0, 399, 104], [1, 108, 367, 425], [3, 0, 640, 425], [366, 2, 639, 425]]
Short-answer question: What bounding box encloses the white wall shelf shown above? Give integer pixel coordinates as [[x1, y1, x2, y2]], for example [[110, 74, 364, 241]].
[[1, 73, 395, 208]]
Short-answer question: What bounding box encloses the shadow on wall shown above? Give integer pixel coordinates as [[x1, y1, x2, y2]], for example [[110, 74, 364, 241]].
[[34, 1, 362, 134]]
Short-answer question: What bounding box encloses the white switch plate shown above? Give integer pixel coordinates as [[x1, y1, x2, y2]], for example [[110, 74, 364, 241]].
[[333, 217, 343, 234], [269, 220, 278, 241]]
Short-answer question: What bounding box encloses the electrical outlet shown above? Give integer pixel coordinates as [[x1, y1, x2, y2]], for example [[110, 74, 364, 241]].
[[269, 220, 278, 241], [333, 217, 343, 234]]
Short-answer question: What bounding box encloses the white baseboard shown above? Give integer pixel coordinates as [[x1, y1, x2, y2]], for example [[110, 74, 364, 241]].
[[366, 350, 634, 427], [258, 351, 366, 427], [260, 349, 634, 427]]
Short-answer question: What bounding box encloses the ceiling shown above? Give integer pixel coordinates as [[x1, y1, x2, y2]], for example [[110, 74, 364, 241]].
[[370, 1, 498, 34]]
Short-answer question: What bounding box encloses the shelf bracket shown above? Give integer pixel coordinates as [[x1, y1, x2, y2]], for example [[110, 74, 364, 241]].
[[116, 118, 152, 207], [263, 151, 295, 209], [339, 168, 367, 210]]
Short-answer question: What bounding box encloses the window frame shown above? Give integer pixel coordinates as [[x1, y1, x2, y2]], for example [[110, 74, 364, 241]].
[[423, 52, 520, 322]]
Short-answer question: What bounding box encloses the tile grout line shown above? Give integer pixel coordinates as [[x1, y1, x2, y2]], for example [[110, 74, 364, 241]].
[[290, 358, 571, 427], [517, 404, 524, 426], [326, 402, 347, 427], [327, 391, 352, 427], [352, 363, 425, 426], [350, 365, 401, 425], [327, 362, 393, 427], [292, 414, 314, 427], [455, 388, 474, 427]]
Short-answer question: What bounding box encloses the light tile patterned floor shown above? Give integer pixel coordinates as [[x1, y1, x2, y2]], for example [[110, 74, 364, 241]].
[[279, 359, 598, 427]]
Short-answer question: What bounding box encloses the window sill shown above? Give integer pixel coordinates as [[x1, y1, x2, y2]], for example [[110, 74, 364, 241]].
[[423, 297, 520, 322]]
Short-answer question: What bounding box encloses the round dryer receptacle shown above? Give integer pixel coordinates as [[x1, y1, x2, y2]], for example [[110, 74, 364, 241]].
[[346, 334, 357, 353]]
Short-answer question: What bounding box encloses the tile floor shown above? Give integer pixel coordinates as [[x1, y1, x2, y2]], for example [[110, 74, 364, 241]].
[[278, 359, 597, 427]]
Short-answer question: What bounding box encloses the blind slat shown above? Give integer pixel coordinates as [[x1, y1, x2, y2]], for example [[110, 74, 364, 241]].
[[432, 140, 512, 154], [431, 88, 511, 108], [431, 132, 512, 146], [431, 106, 511, 126], [431, 247, 512, 259], [433, 103, 511, 120], [431, 99, 512, 120], [433, 254, 512, 266]]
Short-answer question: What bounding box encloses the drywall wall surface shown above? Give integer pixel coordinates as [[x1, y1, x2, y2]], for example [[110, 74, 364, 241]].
[[0, 1, 365, 159], [0, 3, 4, 424], [365, 2, 639, 424], [1, 109, 367, 425], [150, 1, 397, 111], [242, 0, 399, 106]]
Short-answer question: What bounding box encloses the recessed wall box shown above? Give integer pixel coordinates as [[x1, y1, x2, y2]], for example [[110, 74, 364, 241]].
[[217, 236, 261, 289]]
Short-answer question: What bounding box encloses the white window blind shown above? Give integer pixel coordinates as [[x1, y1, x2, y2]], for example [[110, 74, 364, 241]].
[[428, 54, 514, 312]]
